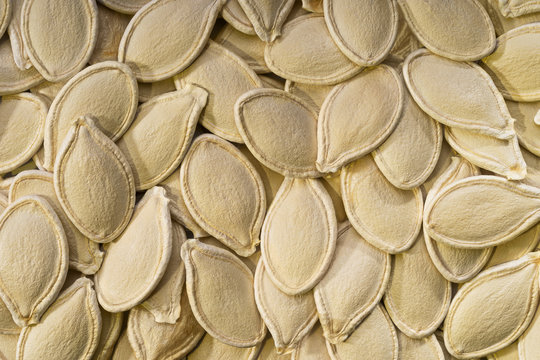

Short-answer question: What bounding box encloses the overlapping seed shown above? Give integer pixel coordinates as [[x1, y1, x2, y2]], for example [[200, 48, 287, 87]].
[[0, 1, 540, 359]]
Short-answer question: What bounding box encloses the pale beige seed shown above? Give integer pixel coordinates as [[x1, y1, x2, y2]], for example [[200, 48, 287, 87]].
[[187, 333, 261, 360], [181, 239, 266, 347], [0, 36, 43, 95], [284, 81, 333, 111], [237, 0, 295, 42], [507, 100, 540, 156], [43, 61, 138, 171], [255, 260, 318, 353], [159, 168, 209, 238], [324, 0, 398, 66], [341, 156, 423, 254], [257, 337, 293, 360], [94, 310, 123, 360], [16, 278, 101, 360], [0, 333, 18, 360], [21, 0, 98, 81], [141, 220, 186, 324], [180, 134, 266, 256], [372, 88, 442, 190], [264, 15, 363, 85], [291, 323, 331, 360], [89, 4, 131, 65], [54, 116, 135, 243], [404, 50, 515, 139], [95, 187, 172, 312], [235, 89, 320, 177], [0, 196, 68, 327], [486, 225, 540, 268], [482, 23, 540, 101], [479, 0, 540, 36], [262, 178, 337, 295], [112, 331, 137, 360], [174, 41, 263, 142], [0, 93, 46, 174], [397, 332, 445, 360], [117, 85, 208, 190], [118, 0, 226, 82], [214, 24, 269, 73], [318, 65, 404, 173], [9, 170, 103, 275], [221, 0, 256, 35], [498, 0, 540, 18], [396, 0, 495, 61], [425, 175, 540, 248], [138, 78, 176, 103], [126, 292, 204, 360], [424, 157, 492, 283], [518, 297, 540, 360], [98, 0, 150, 15], [445, 126, 526, 180], [0, 0, 10, 39], [327, 305, 398, 360], [314, 223, 390, 343], [422, 140, 454, 193], [444, 252, 540, 358], [384, 234, 451, 338], [7, 0, 31, 71]]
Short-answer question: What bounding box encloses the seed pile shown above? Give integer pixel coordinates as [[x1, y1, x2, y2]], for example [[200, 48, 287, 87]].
[[0, 0, 539, 359]]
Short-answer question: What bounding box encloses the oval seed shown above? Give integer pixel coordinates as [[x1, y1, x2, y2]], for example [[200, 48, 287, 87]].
[[95, 187, 172, 312], [323, 0, 398, 66], [327, 305, 398, 360], [372, 89, 442, 190], [126, 292, 204, 360], [98, 0, 151, 15], [264, 14, 363, 85], [236, 0, 295, 42], [21, 0, 98, 81], [397, 332, 445, 360], [89, 4, 131, 65], [187, 333, 261, 360], [54, 116, 136, 243], [117, 85, 208, 190], [141, 220, 186, 324], [444, 252, 540, 358], [174, 41, 263, 143], [425, 175, 540, 248], [118, 0, 226, 82], [94, 310, 123, 360], [221, 0, 255, 34], [7, 0, 31, 71], [181, 239, 266, 347], [0, 93, 46, 174], [0, 196, 68, 327], [16, 278, 101, 360], [43, 61, 138, 171], [445, 126, 526, 180], [396, 0, 495, 61], [384, 234, 451, 338], [314, 223, 390, 343], [291, 323, 332, 360], [404, 50, 515, 139], [9, 170, 103, 275], [482, 23, 540, 101], [317, 65, 404, 173], [341, 156, 423, 254], [424, 157, 493, 283], [508, 100, 540, 156], [262, 178, 337, 295], [235, 89, 320, 177], [255, 260, 318, 353], [180, 134, 266, 256], [0, 36, 43, 96]]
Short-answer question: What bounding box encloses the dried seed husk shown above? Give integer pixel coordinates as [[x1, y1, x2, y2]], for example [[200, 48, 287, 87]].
[[261, 178, 337, 295], [341, 156, 423, 254], [118, 0, 226, 82], [54, 116, 136, 243], [0, 195, 68, 327], [180, 134, 266, 256], [444, 252, 540, 358], [95, 187, 172, 312], [396, 0, 495, 61], [0, 36, 43, 96], [181, 239, 266, 347], [314, 223, 391, 343]]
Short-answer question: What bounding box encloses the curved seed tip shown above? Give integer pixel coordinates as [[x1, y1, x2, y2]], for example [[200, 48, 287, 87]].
[[72, 114, 96, 127], [507, 164, 527, 180]]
